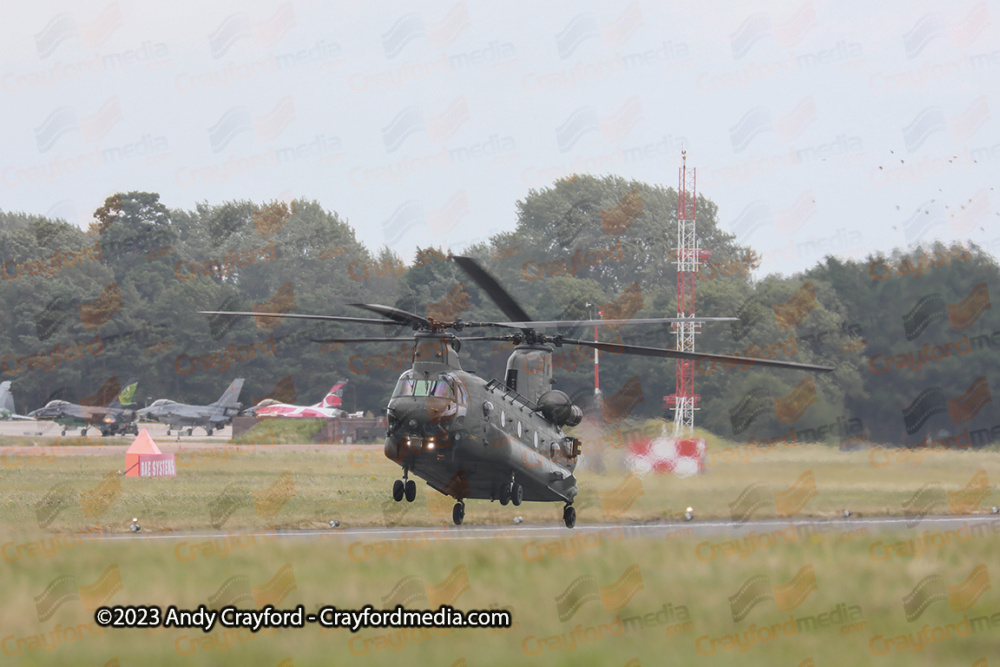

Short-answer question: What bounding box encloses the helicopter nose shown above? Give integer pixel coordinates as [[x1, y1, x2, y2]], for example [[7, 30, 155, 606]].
[[389, 400, 455, 436]]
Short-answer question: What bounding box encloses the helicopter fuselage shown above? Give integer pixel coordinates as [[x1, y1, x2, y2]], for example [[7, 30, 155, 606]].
[[383, 335, 579, 505]]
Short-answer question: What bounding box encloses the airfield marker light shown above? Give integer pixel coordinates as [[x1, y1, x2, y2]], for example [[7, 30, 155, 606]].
[[513, 516, 523, 524], [684, 507, 694, 521], [993, 507, 999, 515], [329, 520, 340, 528], [843, 509, 852, 518], [129, 518, 141, 532]]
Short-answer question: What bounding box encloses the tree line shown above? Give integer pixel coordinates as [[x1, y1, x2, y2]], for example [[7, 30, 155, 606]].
[[1, 178, 996, 448]]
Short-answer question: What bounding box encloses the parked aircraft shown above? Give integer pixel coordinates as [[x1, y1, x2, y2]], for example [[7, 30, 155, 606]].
[[251, 380, 349, 418], [29, 378, 139, 436], [138, 378, 244, 436], [0, 381, 34, 420]]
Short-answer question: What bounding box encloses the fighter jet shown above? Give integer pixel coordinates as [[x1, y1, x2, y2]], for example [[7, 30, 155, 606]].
[[251, 379, 348, 418], [0, 381, 35, 420], [138, 378, 244, 436], [29, 378, 139, 436]]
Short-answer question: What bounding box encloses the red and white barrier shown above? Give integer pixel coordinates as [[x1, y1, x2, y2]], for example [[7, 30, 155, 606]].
[[627, 436, 706, 478]]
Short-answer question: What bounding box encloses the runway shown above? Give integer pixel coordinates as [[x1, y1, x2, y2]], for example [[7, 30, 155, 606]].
[[81, 513, 1000, 544]]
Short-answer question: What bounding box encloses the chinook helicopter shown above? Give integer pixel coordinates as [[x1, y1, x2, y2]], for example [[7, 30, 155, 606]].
[[202, 256, 833, 528]]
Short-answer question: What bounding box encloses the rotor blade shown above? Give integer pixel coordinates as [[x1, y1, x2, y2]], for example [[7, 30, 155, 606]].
[[350, 303, 431, 329], [310, 337, 416, 343], [502, 317, 738, 328], [310, 335, 515, 343], [199, 311, 399, 326], [452, 255, 533, 324], [561, 338, 836, 372], [457, 336, 515, 342]]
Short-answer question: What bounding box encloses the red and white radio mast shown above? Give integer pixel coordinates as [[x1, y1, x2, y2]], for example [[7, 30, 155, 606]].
[[664, 151, 710, 438]]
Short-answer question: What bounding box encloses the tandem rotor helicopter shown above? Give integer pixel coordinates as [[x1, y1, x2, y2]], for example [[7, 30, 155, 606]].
[[203, 256, 833, 529]]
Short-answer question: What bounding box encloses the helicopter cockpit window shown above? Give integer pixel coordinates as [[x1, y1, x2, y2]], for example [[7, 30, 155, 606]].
[[452, 379, 468, 405], [392, 372, 415, 398], [411, 380, 450, 397], [394, 373, 461, 400]]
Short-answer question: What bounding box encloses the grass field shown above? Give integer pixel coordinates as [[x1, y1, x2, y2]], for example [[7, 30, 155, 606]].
[[2, 421, 999, 665], [4, 526, 1000, 665], [2, 424, 998, 533]]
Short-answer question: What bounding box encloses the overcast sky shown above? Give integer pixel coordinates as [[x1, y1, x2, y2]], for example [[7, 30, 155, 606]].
[[1, 0, 997, 276]]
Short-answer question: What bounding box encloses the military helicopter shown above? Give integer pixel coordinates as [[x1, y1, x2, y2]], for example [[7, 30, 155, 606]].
[[202, 256, 833, 528]]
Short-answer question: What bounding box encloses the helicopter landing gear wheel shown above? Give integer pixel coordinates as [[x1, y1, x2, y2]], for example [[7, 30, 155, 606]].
[[61, 429, 67, 436], [187, 428, 194, 436], [206, 428, 213, 436], [404, 479, 416, 503], [166, 429, 171, 435], [392, 479, 405, 502], [452, 502, 465, 525], [499, 483, 511, 506], [511, 482, 523, 506], [563, 505, 576, 529]]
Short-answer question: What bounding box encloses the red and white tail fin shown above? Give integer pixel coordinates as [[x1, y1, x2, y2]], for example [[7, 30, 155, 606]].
[[315, 380, 347, 408]]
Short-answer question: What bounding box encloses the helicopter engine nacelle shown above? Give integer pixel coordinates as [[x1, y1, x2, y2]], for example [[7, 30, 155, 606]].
[[536, 390, 583, 427]]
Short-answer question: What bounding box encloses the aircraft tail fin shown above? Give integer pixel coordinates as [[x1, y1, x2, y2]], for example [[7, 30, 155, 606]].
[[0, 381, 14, 414], [316, 380, 347, 408], [117, 379, 138, 406], [212, 378, 245, 408]]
